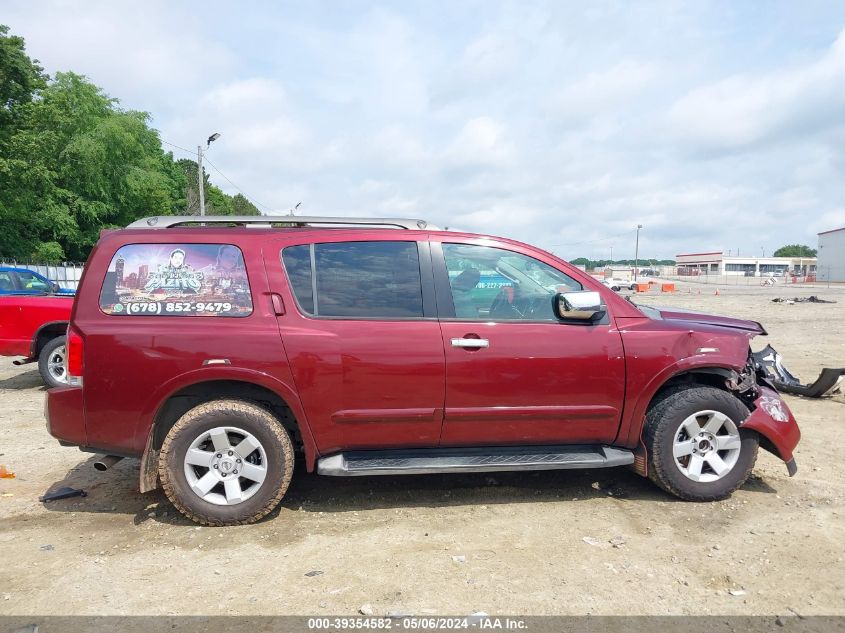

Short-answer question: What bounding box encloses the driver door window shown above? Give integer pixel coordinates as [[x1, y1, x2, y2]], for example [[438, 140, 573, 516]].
[[442, 243, 581, 321], [16, 271, 50, 291]]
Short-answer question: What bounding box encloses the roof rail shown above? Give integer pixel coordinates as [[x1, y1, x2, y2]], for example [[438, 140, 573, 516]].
[[126, 215, 438, 231]]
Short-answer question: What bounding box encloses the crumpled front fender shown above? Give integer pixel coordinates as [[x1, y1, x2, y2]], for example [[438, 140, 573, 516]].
[[741, 386, 801, 476]]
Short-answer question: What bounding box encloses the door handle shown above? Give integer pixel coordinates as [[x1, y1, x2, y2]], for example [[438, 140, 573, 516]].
[[270, 293, 285, 316], [451, 337, 489, 348]]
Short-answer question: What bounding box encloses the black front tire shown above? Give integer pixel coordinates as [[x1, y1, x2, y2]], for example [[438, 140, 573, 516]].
[[644, 386, 759, 501], [38, 336, 68, 388]]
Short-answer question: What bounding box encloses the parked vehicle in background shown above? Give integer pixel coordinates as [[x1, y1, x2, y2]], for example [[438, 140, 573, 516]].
[[46, 215, 801, 526], [602, 278, 636, 291], [0, 293, 73, 387], [0, 267, 75, 295]]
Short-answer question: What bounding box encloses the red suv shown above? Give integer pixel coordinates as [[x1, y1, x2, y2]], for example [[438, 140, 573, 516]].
[[46, 216, 800, 525]]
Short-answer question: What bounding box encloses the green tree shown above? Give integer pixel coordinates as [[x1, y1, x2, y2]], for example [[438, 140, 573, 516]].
[[773, 244, 817, 257], [0, 26, 266, 262], [0, 24, 48, 146], [31, 241, 65, 264], [231, 193, 260, 215]]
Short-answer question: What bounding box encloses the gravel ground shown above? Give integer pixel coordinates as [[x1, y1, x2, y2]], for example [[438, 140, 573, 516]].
[[0, 281, 843, 616]]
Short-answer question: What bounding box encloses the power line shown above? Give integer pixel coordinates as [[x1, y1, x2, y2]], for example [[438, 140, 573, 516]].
[[203, 156, 274, 213], [160, 139, 194, 155], [161, 139, 273, 213]]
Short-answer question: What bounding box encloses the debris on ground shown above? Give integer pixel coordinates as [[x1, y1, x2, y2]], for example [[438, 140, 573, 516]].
[[771, 296, 836, 304], [451, 555, 467, 563], [39, 544, 54, 551], [305, 570, 324, 577], [729, 589, 747, 597], [0, 465, 15, 479], [582, 536, 603, 547], [359, 604, 374, 615], [39, 486, 87, 502], [753, 344, 844, 397]]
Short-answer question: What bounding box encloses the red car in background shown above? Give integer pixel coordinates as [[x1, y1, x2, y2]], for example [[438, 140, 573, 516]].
[[0, 293, 73, 387]]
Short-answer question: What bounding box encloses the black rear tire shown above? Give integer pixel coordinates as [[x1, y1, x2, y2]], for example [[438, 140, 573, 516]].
[[38, 336, 68, 388], [644, 386, 758, 501], [159, 399, 294, 526]]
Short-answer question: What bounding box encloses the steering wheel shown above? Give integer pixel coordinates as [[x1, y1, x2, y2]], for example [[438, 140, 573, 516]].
[[489, 287, 522, 319]]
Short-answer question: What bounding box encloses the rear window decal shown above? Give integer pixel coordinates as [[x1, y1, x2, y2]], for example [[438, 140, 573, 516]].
[[99, 243, 252, 317]]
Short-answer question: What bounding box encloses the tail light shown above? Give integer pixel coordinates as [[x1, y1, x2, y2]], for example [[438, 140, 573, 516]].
[[66, 326, 84, 379]]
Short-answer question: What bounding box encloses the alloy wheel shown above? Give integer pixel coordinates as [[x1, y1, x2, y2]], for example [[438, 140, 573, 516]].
[[672, 410, 742, 483], [183, 426, 268, 506]]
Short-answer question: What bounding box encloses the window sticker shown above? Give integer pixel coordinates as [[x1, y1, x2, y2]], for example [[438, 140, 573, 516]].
[[99, 243, 252, 316]]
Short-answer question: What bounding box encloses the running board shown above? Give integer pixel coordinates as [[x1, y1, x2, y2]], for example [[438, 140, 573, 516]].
[[317, 445, 634, 476]]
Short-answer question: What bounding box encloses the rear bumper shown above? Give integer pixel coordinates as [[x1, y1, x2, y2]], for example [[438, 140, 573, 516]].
[[46, 385, 87, 447], [741, 386, 801, 475]]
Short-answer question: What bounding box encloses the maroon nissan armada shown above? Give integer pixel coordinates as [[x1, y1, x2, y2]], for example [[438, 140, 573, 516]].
[[46, 215, 800, 525]]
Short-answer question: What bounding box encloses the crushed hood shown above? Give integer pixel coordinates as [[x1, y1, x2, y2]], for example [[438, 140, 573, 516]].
[[647, 306, 767, 335]]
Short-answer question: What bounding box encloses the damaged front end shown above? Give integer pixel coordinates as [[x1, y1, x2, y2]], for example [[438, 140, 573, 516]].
[[720, 350, 802, 477], [752, 344, 845, 398]]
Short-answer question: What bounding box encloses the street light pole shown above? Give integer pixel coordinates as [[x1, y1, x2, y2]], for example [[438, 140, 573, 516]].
[[634, 224, 643, 281], [197, 133, 221, 216], [197, 145, 206, 216]]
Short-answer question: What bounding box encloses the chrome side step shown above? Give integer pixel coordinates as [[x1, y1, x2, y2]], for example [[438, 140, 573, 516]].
[[317, 445, 634, 477]]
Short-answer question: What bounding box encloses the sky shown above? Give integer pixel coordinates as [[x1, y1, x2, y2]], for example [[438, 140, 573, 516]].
[[5, 1, 845, 260]]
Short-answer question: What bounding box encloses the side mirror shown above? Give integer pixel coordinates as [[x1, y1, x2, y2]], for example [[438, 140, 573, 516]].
[[50, 282, 61, 294], [553, 291, 606, 322]]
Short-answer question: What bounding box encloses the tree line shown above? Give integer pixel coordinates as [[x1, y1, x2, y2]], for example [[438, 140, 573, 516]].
[[0, 25, 259, 264]]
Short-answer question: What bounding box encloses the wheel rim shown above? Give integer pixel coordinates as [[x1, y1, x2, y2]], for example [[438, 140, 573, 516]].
[[48, 345, 68, 383], [672, 410, 741, 483], [183, 426, 268, 506]]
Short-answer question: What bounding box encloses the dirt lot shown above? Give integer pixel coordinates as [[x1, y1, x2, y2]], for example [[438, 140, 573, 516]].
[[1, 281, 843, 617]]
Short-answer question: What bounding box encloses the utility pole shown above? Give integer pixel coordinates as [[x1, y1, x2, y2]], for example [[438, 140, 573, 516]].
[[197, 133, 221, 216], [197, 145, 206, 216], [634, 224, 643, 281]]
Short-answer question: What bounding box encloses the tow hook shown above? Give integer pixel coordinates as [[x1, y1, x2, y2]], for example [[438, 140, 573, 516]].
[[93, 455, 124, 471]]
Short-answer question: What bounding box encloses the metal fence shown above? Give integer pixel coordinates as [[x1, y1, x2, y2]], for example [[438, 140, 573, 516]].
[[663, 267, 845, 288], [0, 261, 85, 290]]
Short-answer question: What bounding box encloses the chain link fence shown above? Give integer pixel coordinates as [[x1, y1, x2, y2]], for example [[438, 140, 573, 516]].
[[665, 266, 845, 288]]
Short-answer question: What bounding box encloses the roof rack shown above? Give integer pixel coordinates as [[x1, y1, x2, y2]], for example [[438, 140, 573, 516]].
[[126, 215, 438, 231]]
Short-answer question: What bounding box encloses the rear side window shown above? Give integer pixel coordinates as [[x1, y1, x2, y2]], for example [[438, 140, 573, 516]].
[[282, 241, 423, 318], [99, 243, 252, 317]]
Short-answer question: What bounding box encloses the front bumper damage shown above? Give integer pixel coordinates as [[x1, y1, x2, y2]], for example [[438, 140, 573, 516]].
[[752, 344, 845, 398], [740, 386, 801, 476]]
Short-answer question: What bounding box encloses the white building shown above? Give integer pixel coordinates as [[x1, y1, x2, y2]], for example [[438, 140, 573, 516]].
[[676, 252, 816, 277], [818, 227, 845, 282]]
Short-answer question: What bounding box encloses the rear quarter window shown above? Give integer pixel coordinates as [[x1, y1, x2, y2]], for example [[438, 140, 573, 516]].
[[99, 243, 252, 317]]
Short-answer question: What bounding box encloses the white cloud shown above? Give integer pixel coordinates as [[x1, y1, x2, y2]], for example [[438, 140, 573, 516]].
[[552, 60, 660, 120], [444, 116, 513, 167], [5, 2, 845, 257], [669, 28, 845, 150]]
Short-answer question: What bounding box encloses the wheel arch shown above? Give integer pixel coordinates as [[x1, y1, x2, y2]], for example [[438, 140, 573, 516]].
[[30, 320, 68, 358], [137, 371, 318, 493], [624, 364, 742, 475]]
